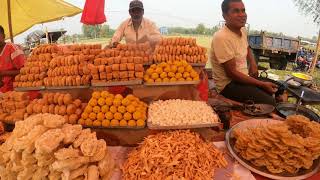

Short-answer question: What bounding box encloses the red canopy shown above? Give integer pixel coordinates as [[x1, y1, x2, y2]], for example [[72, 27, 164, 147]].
[[81, 0, 106, 25]]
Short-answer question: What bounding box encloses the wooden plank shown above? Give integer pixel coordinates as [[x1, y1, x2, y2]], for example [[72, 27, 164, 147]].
[[46, 86, 90, 90], [91, 79, 143, 87], [14, 86, 45, 91], [144, 80, 200, 86]]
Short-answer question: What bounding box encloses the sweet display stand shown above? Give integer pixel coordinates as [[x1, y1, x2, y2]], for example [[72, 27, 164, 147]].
[[11, 62, 224, 146]]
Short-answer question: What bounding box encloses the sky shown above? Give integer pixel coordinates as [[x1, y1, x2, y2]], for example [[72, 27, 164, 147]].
[[14, 0, 320, 43]]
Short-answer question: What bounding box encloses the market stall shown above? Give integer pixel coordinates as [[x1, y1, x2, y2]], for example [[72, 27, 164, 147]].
[[1, 36, 320, 180]]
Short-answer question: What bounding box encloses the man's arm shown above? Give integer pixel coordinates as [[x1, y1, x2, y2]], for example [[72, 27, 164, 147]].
[[108, 22, 126, 48], [148, 22, 162, 45], [247, 47, 258, 78], [223, 59, 277, 94]]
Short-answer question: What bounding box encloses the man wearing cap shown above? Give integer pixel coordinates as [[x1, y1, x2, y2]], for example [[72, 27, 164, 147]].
[[109, 0, 161, 47]]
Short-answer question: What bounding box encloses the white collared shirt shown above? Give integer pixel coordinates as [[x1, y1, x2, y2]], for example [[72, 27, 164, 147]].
[[111, 17, 161, 45]]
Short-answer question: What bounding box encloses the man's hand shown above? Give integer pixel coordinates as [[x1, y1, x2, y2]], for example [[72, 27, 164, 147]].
[[112, 42, 120, 48], [103, 45, 111, 49], [260, 82, 278, 94]]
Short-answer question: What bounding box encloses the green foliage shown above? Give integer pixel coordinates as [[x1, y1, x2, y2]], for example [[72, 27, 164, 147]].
[[195, 24, 206, 35], [168, 24, 219, 35], [82, 24, 115, 38]]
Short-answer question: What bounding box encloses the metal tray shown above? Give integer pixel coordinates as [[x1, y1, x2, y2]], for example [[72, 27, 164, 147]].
[[243, 103, 275, 116], [276, 103, 320, 122], [143, 62, 205, 67], [46, 85, 90, 90], [144, 80, 200, 86], [147, 121, 221, 130], [190, 63, 206, 67], [225, 119, 320, 180], [91, 79, 142, 87], [83, 125, 146, 130]]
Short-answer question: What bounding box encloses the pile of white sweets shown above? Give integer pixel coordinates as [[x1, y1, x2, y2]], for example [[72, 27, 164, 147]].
[[148, 99, 219, 126]]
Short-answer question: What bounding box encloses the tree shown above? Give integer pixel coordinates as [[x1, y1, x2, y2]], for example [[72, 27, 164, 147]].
[[82, 24, 103, 38], [195, 24, 206, 35], [167, 25, 219, 35], [100, 25, 110, 37], [294, 0, 320, 72], [293, 0, 320, 24], [312, 36, 318, 42], [82, 24, 115, 38]]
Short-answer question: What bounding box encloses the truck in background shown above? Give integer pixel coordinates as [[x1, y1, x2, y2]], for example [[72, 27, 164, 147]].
[[248, 32, 300, 70]]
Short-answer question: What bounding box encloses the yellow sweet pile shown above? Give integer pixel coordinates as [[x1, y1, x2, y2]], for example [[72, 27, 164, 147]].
[[79, 91, 147, 128], [144, 61, 199, 83]]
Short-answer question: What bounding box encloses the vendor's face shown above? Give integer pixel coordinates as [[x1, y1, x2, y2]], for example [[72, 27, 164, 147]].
[[129, 8, 144, 22], [224, 2, 247, 29]]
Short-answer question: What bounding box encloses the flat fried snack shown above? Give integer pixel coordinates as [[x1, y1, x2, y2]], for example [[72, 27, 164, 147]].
[[122, 130, 227, 180], [233, 115, 320, 174], [0, 113, 115, 180]]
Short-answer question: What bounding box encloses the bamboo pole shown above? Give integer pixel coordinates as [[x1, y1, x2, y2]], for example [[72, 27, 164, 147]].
[[7, 0, 14, 43], [310, 29, 320, 73]]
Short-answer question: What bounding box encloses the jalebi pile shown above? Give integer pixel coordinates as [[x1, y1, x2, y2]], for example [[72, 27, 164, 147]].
[[234, 115, 320, 174]]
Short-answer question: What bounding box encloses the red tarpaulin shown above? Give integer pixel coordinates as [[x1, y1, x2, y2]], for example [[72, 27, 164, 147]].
[[81, 0, 106, 25]]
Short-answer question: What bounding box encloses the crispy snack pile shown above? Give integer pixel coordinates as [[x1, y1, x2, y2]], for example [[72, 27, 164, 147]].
[[0, 113, 114, 180], [122, 130, 227, 180], [234, 115, 320, 174]]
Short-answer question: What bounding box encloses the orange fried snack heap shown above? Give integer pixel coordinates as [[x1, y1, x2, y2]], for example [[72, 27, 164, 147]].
[[14, 44, 59, 88], [122, 130, 227, 179]]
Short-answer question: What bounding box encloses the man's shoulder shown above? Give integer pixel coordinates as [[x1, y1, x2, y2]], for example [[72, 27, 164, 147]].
[[213, 27, 231, 41], [121, 18, 131, 25], [143, 18, 156, 25]]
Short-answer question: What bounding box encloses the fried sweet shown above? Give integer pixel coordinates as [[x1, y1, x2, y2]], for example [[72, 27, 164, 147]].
[[234, 115, 320, 174]]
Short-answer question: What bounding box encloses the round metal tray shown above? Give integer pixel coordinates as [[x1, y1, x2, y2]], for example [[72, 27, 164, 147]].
[[225, 119, 320, 180]]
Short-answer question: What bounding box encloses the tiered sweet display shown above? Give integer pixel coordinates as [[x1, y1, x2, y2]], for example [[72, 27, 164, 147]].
[[14, 44, 59, 88], [89, 42, 151, 84]]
